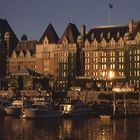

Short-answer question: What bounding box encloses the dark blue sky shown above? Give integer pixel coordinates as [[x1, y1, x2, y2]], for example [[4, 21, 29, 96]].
[[0, 0, 140, 40]]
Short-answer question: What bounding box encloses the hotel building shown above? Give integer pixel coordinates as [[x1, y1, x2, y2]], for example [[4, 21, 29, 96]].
[[6, 19, 140, 91]]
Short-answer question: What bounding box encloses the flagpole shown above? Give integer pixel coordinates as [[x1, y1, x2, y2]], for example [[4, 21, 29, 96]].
[[108, 7, 111, 26], [108, 3, 113, 26]]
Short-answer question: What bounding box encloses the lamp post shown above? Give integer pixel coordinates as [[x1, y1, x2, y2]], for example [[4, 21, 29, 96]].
[[108, 70, 115, 116]]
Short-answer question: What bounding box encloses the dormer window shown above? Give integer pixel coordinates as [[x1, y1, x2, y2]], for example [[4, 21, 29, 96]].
[[62, 37, 68, 48], [25, 50, 31, 58], [91, 33, 94, 40], [18, 50, 24, 58], [43, 37, 49, 45], [110, 37, 115, 46], [11, 50, 17, 59], [107, 32, 110, 40], [101, 38, 107, 47], [119, 37, 125, 46], [117, 31, 120, 39], [63, 37, 68, 44], [85, 39, 89, 48], [100, 32, 103, 40], [92, 38, 98, 48]]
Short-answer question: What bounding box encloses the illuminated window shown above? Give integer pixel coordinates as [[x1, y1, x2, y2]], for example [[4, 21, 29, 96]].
[[137, 63, 140, 68], [110, 64, 115, 69], [137, 71, 140, 76], [134, 71, 136, 76], [119, 57, 124, 62], [130, 50, 132, 55], [110, 51, 115, 56], [85, 58, 90, 63], [101, 58, 106, 63], [119, 72, 124, 76], [102, 52, 106, 56], [130, 56, 132, 61], [85, 52, 90, 57], [130, 71, 132, 76], [119, 51, 124, 56], [120, 64, 124, 69], [110, 57, 115, 62], [137, 55, 140, 61], [101, 64, 106, 69], [85, 65, 90, 70]]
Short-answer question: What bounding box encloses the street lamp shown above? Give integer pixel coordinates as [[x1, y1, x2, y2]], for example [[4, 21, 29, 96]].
[[108, 70, 116, 116], [108, 70, 114, 79]]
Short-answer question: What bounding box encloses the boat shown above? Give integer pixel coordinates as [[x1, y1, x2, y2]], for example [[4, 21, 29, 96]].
[[4, 100, 23, 116], [60, 98, 92, 117], [22, 102, 62, 119], [22, 94, 62, 119], [0, 97, 11, 116]]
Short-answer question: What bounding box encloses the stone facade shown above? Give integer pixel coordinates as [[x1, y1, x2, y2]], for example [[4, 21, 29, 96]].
[[9, 36, 37, 73], [6, 20, 140, 91], [35, 20, 140, 91]]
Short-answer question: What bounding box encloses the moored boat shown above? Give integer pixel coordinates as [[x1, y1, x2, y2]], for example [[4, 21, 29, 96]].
[[22, 102, 62, 119], [60, 99, 92, 117], [4, 100, 25, 116]]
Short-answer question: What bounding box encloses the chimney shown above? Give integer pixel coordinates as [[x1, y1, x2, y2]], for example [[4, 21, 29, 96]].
[[80, 25, 86, 39], [128, 20, 133, 33]]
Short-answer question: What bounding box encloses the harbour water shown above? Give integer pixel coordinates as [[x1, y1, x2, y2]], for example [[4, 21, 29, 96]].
[[0, 116, 140, 140]]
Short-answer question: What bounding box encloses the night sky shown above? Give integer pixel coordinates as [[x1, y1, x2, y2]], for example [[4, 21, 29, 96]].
[[0, 0, 140, 40]]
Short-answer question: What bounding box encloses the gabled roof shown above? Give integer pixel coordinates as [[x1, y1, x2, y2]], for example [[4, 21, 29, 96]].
[[86, 25, 129, 42], [39, 23, 59, 44], [60, 23, 80, 43], [11, 68, 41, 77], [15, 40, 38, 55]]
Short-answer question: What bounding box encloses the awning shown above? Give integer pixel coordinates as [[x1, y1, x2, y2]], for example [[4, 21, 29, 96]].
[[11, 68, 41, 77]]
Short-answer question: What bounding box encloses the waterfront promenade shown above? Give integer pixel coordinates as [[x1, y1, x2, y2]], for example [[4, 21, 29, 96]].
[[0, 89, 140, 118]]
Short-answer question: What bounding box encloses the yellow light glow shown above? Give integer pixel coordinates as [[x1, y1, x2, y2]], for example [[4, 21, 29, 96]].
[[108, 70, 114, 79]]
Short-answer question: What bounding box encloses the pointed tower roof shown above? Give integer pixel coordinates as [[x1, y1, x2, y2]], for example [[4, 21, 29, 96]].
[[0, 18, 19, 51], [60, 23, 80, 43], [39, 23, 59, 44]]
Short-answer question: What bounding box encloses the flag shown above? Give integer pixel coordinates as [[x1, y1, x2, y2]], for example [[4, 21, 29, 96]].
[[109, 3, 113, 9]]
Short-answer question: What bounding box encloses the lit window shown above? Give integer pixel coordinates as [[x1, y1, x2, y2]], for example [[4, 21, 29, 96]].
[[137, 55, 140, 61], [137, 63, 140, 68], [137, 71, 140, 76], [130, 71, 132, 76]]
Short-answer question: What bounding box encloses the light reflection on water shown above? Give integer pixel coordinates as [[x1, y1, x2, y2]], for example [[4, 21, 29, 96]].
[[0, 116, 140, 140]]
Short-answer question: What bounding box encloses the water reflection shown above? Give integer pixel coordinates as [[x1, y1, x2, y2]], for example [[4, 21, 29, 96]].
[[0, 116, 140, 140]]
